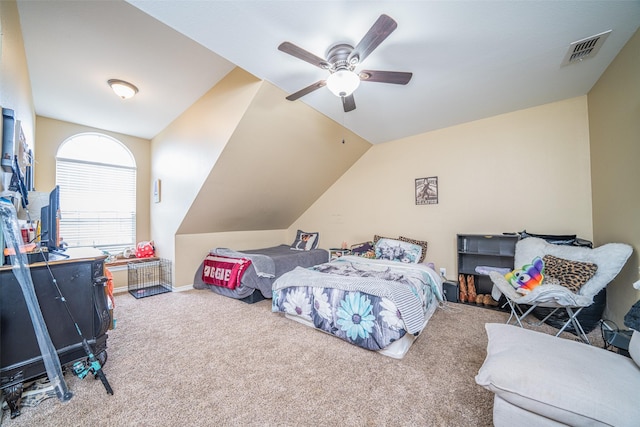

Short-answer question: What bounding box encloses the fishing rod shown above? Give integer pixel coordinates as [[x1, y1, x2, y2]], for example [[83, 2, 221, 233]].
[[38, 240, 114, 395]]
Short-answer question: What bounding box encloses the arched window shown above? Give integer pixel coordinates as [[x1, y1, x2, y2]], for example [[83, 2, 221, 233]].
[[56, 133, 136, 252]]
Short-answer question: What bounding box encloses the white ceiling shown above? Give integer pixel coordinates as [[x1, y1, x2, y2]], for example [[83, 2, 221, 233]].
[[17, 1, 640, 144]]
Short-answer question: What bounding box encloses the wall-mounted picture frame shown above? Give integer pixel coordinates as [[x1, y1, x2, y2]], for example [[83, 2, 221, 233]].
[[415, 176, 438, 205]]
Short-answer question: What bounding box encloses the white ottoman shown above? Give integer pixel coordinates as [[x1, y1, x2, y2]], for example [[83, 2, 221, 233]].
[[475, 323, 640, 426]]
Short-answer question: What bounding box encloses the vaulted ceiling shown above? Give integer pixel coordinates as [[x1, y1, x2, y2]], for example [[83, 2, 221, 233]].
[[17, 1, 640, 144]]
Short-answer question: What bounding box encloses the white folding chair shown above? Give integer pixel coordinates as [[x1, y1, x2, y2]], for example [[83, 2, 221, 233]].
[[490, 238, 632, 344]]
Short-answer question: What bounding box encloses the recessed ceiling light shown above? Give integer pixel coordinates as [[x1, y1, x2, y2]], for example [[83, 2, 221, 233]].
[[107, 79, 139, 99]]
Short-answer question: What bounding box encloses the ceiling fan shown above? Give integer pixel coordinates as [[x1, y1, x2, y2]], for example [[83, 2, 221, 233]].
[[278, 14, 412, 113]]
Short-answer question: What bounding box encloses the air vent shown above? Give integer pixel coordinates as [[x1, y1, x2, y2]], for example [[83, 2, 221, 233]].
[[561, 30, 612, 66]]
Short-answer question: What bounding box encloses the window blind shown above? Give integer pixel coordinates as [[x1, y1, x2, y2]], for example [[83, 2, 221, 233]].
[[56, 158, 136, 252]]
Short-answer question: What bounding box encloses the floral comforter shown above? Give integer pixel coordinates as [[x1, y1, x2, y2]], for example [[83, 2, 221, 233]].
[[272, 256, 443, 352]]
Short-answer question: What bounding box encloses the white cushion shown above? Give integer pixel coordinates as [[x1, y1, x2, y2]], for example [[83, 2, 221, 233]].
[[476, 323, 640, 426], [493, 395, 566, 427]]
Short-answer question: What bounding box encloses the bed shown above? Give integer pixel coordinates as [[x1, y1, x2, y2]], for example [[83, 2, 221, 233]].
[[271, 239, 443, 359], [193, 242, 329, 302]]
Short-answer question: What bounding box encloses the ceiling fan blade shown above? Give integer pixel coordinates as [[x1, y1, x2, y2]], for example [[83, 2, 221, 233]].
[[278, 42, 329, 69], [348, 14, 397, 65], [359, 70, 413, 85], [342, 94, 356, 112], [285, 80, 327, 101]]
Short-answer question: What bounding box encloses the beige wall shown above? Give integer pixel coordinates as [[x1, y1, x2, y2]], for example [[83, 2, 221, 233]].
[[292, 96, 593, 280], [150, 68, 264, 286], [588, 28, 640, 326], [178, 80, 370, 235], [0, 0, 35, 191], [153, 68, 371, 288]]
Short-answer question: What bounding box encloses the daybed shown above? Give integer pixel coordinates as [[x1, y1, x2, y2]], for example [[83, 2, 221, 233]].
[[271, 237, 443, 359], [193, 233, 329, 302]]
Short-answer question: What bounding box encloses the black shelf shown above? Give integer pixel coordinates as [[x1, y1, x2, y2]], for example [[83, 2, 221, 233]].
[[457, 234, 518, 296]]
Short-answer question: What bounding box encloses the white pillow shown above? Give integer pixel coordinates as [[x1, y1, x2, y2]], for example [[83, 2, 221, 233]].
[[374, 238, 422, 263]]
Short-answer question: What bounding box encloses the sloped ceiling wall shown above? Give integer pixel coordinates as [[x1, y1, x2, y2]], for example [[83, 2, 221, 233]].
[[176, 79, 371, 235], [151, 68, 262, 260]]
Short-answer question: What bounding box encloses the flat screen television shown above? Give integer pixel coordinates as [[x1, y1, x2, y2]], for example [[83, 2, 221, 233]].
[[40, 185, 63, 252]]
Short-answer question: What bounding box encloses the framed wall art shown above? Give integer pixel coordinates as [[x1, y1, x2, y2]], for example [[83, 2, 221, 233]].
[[415, 176, 438, 205]]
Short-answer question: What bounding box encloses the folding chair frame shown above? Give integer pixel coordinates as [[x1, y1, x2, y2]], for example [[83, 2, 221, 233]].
[[504, 299, 589, 344]]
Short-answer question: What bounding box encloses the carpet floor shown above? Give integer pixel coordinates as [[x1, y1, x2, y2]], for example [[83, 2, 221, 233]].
[[1, 289, 605, 426]]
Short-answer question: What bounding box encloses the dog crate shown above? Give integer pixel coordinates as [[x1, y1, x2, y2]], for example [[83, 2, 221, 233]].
[[128, 258, 172, 299]]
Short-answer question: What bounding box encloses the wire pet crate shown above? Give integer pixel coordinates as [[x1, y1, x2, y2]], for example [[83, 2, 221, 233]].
[[128, 258, 172, 299]]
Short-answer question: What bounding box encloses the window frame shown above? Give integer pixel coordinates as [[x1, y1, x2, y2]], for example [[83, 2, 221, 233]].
[[55, 133, 136, 254]]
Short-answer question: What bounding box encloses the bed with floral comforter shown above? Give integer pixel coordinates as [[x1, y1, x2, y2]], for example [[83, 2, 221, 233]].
[[272, 255, 443, 358]]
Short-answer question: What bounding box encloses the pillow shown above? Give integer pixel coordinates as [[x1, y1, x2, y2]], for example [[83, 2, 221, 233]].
[[398, 236, 428, 263], [374, 238, 422, 264], [373, 234, 395, 243], [350, 241, 375, 258], [290, 230, 319, 251], [542, 254, 597, 293], [505, 257, 544, 294], [624, 300, 640, 332]]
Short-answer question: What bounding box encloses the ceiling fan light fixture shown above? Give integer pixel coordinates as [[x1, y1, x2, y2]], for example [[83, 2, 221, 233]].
[[326, 69, 360, 97], [108, 79, 138, 99]]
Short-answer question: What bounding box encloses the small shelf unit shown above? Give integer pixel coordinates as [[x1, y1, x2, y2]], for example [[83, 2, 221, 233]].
[[457, 234, 519, 296]]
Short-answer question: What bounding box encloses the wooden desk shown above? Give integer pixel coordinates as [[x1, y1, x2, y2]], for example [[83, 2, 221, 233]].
[[0, 248, 110, 417]]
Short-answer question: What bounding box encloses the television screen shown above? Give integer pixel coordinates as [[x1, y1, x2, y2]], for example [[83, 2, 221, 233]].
[[40, 205, 49, 247], [40, 185, 62, 252]]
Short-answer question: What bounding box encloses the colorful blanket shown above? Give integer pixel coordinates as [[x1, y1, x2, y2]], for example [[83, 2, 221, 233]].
[[272, 256, 443, 352], [202, 254, 252, 290]]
